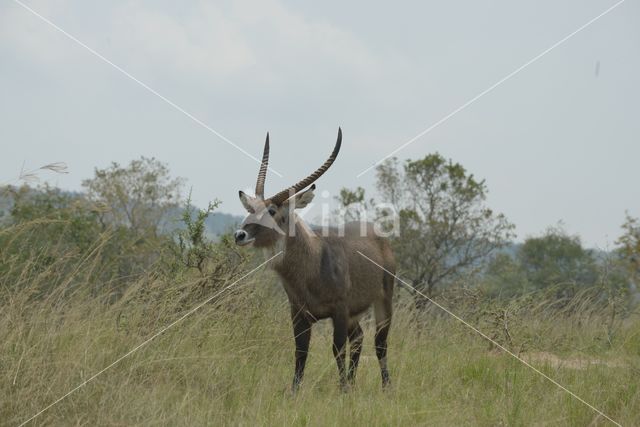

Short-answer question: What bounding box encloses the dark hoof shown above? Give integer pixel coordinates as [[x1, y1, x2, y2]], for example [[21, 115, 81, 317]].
[[381, 370, 391, 389]]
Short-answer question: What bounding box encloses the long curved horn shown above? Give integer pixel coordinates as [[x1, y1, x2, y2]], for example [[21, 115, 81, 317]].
[[269, 127, 342, 205], [255, 133, 269, 198]]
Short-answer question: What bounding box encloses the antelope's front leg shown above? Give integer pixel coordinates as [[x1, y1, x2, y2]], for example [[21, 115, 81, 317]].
[[331, 311, 349, 390], [291, 311, 311, 393]]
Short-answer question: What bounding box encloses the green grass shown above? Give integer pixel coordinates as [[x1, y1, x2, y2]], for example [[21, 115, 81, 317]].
[[2, 268, 639, 427]]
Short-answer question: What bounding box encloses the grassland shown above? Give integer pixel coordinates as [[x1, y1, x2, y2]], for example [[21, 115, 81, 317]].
[[2, 249, 639, 427]]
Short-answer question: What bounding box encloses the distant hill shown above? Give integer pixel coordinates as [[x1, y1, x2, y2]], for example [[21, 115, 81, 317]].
[[0, 187, 244, 239], [204, 212, 243, 238], [160, 206, 243, 240]]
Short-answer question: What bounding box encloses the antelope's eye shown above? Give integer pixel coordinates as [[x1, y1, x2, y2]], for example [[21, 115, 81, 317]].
[[268, 207, 277, 216]]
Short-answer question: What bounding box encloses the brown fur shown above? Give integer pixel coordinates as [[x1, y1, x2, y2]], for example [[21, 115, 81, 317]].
[[274, 221, 394, 321], [236, 194, 395, 391], [235, 129, 393, 391]]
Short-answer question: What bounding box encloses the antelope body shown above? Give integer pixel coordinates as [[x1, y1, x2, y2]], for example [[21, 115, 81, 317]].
[[234, 129, 395, 391]]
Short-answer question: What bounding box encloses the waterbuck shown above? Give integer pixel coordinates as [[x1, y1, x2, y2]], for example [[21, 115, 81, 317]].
[[233, 128, 395, 391]]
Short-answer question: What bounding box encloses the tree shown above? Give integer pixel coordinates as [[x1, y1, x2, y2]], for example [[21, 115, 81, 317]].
[[482, 252, 531, 298], [3, 184, 101, 260], [518, 225, 598, 290], [80, 157, 185, 281], [82, 157, 183, 237], [618, 213, 640, 282], [374, 154, 514, 296], [333, 186, 375, 222]]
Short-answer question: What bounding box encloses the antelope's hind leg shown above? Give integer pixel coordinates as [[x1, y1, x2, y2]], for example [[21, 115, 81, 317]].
[[373, 295, 392, 388], [347, 322, 364, 384]]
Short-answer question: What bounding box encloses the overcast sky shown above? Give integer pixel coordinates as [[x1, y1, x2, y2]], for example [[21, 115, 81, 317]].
[[1, 0, 638, 247]]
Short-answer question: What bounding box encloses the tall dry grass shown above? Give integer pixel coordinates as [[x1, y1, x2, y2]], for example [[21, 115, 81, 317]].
[[1, 224, 639, 426]]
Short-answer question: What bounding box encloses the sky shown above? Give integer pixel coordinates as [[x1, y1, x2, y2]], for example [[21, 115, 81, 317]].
[[0, 0, 638, 248]]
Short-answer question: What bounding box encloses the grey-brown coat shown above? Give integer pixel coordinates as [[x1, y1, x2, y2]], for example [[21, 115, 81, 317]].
[[234, 129, 395, 391]]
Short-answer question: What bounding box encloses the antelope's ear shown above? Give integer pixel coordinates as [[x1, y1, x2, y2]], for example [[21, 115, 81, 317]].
[[238, 191, 256, 213], [291, 184, 316, 209]]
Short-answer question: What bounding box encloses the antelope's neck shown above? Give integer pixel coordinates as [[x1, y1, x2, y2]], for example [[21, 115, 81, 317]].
[[274, 216, 319, 268]]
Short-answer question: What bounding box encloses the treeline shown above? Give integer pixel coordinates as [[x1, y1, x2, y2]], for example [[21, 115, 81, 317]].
[[336, 154, 640, 307], [0, 157, 248, 302], [1, 155, 639, 310]]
